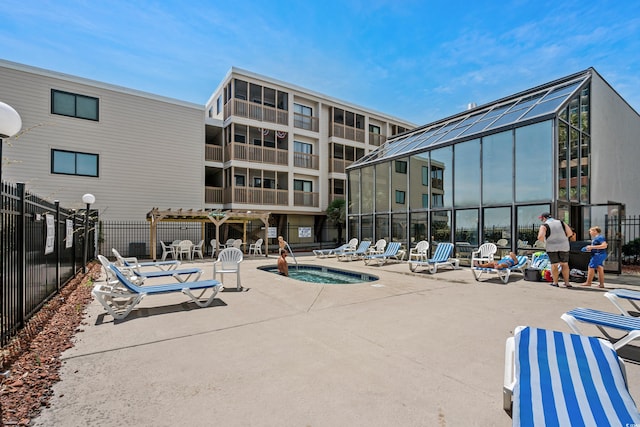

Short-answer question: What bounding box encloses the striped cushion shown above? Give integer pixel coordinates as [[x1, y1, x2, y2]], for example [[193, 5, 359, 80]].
[[514, 326, 640, 426]]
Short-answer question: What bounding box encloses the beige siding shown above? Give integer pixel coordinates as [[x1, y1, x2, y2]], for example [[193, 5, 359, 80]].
[[1, 62, 204, 220]]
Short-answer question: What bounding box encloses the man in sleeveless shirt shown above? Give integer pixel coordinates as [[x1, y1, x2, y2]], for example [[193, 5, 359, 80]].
[[537, 212, 573, 288]]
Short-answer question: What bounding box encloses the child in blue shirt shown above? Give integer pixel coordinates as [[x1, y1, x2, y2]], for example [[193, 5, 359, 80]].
[[581, 226, 608, 288]]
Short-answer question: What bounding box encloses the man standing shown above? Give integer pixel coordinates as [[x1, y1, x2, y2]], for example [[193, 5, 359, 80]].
[[537, 212, 573, 288]]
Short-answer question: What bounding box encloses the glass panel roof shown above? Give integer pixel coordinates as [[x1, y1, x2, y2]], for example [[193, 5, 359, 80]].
[[349, 70, 590, 169]]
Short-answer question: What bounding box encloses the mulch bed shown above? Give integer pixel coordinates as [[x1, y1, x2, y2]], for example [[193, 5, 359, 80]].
[[0, 263, 100, 426]]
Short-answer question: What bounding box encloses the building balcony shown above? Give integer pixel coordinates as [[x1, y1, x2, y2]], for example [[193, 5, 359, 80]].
[[330, 123, 365, 143], [224, 99, 288, 125], [293, 113, 319, 132], [205, 145, 223, 162], [225, 142, 288, 165], [329, 158, 354, 174], [368, 132, 387, 147], [294, 191, 319, 207], [205, 186, 224, 204], [224, 187, 289, 205], [293, 152, 319, 170]]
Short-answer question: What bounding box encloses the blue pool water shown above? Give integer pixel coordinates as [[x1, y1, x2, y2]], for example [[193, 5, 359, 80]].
[[258, 264, 378, 284]]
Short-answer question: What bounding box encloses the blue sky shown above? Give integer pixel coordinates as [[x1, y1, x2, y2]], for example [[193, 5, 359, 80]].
[[1, 0, 639, 124]]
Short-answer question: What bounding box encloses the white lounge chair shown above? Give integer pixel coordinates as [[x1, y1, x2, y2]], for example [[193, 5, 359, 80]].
[[561, 307, 640, 350], [363, 242, 402, 266], [112, 248, 180, 271], [337, 241, 372, 261], [407, 242, 459, 273], [213, 247, 243, 291], [471, 255, 530, 284], [313, 238, 358, 258], [99, 255, 202, 286], [92, 264, 222, 320], [503, 325, 640, 424]]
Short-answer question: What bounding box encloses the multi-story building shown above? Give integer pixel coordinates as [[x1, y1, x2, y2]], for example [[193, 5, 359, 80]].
[[0, 60, 414, 246]]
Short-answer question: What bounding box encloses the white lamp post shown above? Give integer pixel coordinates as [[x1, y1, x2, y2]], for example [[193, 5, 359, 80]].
[[0, 101, 22, 298], [82, 193, 96, 273]]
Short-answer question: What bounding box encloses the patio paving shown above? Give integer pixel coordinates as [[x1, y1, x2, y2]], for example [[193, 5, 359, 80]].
[[32, 255, 640, 427]]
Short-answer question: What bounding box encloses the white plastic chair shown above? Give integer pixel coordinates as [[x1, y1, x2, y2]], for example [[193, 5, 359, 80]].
[[369, 239, 387, 255], [409, 240, 429, 261], [176, 240, 193, 260], [471, 243, 497, 266], [233, 239, 243, 249], [248, 238, 263, 255], [160, 241, 176, 261], [191, 240, 204, 259], [225, 238, 235, 248], [213, 247, 243, 290]]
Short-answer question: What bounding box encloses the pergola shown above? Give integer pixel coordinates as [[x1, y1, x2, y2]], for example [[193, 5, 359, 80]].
[[146, 208, 271, 260]]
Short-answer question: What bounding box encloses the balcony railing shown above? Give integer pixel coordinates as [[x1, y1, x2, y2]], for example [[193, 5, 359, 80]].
[[224, 99, 288, 125], [330, 123, 365, 143], [205, 145, 223, 162], [205, 186, 223, 204], [224, 187, 289, 205], [368, 133, 386, 146], [293, 113, 319, 132], [225, 142, 288, 165], [294, 191, 319, 207], [329, 158, 353, 173], [293, 152, 319, 169]]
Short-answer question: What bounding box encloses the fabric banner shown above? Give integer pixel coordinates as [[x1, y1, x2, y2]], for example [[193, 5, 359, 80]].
[[45, 214, 55, 255]]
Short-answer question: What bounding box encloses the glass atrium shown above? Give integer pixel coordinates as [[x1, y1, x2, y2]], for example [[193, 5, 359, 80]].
[[346, 69, 592, 265]]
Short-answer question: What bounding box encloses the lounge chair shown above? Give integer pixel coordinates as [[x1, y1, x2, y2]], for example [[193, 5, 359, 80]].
[[98, 255, 202, 286], [470, 243, 497, 266], [92, 265, 222, 320], [213, 247, 243, 291], [604, 289, 640, 316], [503, 325, 640, 424], [561, 307, 640, 350], [408, 243, 459, 273], [313, 238, 357, 258], [363, 242, 402, 266], [112, 248, 180, 271], [337, 241, 372, 261], [471, 255, 530, 284]]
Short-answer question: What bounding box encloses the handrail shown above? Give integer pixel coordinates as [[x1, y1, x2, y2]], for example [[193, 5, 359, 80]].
[[285, 242, 298, 270]]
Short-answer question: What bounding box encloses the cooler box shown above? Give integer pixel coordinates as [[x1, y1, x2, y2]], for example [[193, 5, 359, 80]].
[[524, 268, 542, 282]]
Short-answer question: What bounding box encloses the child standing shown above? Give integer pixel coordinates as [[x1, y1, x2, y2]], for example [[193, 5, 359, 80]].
[[581, 226, 608, 288]]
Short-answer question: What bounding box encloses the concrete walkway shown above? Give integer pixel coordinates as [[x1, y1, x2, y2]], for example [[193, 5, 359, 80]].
[[33, 255, 640, 427]]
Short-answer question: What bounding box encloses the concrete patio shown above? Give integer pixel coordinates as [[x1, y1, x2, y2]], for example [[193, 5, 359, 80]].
[[33, 255, 640, 427]]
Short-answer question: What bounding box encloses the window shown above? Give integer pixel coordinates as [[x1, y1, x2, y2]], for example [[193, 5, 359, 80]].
[[294, 103, 312, 116], [253, 177, 262, 187], [421, 194, 429, 209], [51, 149, 98, 177], [51, 90, 98, 121], [294, 179, 312, 192], [294, 103, 314, 130], [395, 190, 406, 204], [277, 92, 288, 110], [422, 166, 429, 186], [294, 141, 313, 154], [234, 79, 247, 100], [369, 124, 380, 134], [216, 96, 222, 114], [395, 160, 407, 174], [432, 194, 444, 207], [235, 175, 246, 186]]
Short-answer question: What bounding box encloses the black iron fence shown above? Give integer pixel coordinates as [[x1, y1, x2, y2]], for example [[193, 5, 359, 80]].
[[1, 182, 95, 346]]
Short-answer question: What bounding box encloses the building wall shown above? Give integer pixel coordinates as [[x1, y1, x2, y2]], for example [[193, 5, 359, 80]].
[[0, 60, 205, 220], [590, 71, 640, 215]]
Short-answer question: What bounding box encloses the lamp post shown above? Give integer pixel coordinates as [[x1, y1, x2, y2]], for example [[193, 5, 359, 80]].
[[0, 101, 22, 311], [82, 193, 96, 273]]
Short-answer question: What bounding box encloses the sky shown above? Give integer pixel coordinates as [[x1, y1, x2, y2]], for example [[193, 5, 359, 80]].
[[1, 0, 639, 125]]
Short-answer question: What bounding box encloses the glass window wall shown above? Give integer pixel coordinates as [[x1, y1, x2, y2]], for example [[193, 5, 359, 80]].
[[410, 212, 429, 248], [392, 157, 408, 212], [375, 163, 390, 212], [482, 131, 513, 205], [515, 121, 553, 202], [375, 214, 389, 242], [455, 209, 478, 265], [483, 207, 511, 256], [409, 152, 429, 210], [454, 139, 480, 207], [430, 146, 452, 208], [391, 213, 408, 243], [361, 166, 374, 214]]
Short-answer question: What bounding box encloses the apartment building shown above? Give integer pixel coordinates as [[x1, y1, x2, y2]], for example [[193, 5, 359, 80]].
[[0, 60, 414, 244]]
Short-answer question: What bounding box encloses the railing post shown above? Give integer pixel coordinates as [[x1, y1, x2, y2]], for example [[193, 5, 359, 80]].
[[17, 182, 25, 326], [55, 200, 61, 292]]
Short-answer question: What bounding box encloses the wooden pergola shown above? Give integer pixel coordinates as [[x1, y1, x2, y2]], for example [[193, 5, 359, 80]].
[[146, 208, 271, 260]]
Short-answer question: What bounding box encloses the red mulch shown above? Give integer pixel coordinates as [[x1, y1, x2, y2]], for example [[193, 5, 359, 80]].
[[0, 263, 100, 426]]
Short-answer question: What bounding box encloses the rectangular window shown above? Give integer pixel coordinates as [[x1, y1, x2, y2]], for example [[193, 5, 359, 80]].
[[395, 160, 407, 174], [294, 141, 313, 154], [395, 190, 406, 204], [277, 91, 288, 110], [51, 90, 99, 121], [369, 124, 380, 134], [51, 149, 99, 177], [432, 194, 443, 207], [234, 79, 247, 100], [294, 103, 312, 116], [421, 194, 429, 209], [422, 166, 429, 186], [216, 96, 222, 114], [294, 179, 312, 192], [234, 175, 246, 187]]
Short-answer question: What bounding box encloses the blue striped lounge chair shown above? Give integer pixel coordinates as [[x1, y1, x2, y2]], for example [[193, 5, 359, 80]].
[[92, 265, 222, 320], [472, 255, 530, 284], [561, 307, 640, 351], [337, 241, 372, 261], [363, 242, 402, 266], [98, 255, 202, 286], [504, 326, 640, 425], [407, 242, 459, 274]]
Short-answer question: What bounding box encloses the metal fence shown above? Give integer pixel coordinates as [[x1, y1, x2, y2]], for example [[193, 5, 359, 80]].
[[1, 182, 95, 346]]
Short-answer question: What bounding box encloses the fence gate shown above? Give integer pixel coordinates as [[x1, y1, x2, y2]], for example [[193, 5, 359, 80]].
[[581, 203, 623, 274]]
